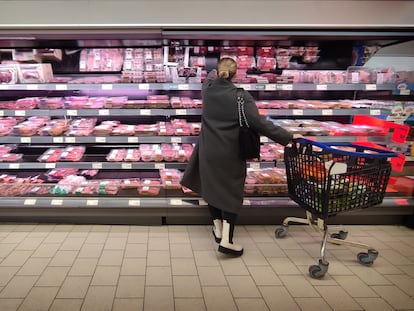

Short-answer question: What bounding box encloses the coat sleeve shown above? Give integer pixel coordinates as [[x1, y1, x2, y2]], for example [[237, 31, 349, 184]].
[[241, 90, 293, 146]]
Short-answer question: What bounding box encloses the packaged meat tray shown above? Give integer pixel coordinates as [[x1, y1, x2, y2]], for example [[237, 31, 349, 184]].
[[346, 67, 372, 84], [124, 149, 141, 162], [18, 63, 53, 83], [38, 97, 65, 109], [160, 169, 183, 190], [0, 153, 23, 162], [138, 178, 161, 196], [106, 149, 127, 162], [79, 48, 124, 72], [121, 178, 140, 189], [59, 146, 86, 162], [0, 64, 20, 84]]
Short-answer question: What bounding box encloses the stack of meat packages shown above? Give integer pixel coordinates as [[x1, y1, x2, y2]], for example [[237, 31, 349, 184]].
[[121, 48, 166, 83]]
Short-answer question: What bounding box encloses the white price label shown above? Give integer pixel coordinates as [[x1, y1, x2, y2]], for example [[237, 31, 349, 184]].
[[26, 84, 38, 90], [0, 110, 3, 116], [171, 137, 182, 143], [370, 109, 381, 116], [51, 199, 63, 206], [0, 85, 9, 90], [122, 163, 132, 169], [53, 137, 64, 143], [316, 84, 328, 91], [9, 163, 19, 169], [92, 162, 103, 169], [176, 109, 186, 115], [260, 136, 269, 143], [65, 137, 76, 143], [265, 84, 277, 91], [243, 199, 251, 205], [15, 110, 25, 116], [95, 137, 106, 143], [140, 109, 151, 116], [128, 137, 139, 143], [55, 84, 67, 90], [155, 163, 165, 169], [400, 89, 410, 95], [240, 84, 251, 90], [101, 84, 113, 90], [178, 84, 189, 90], [198, 199, 208, 205], [98, 109, 110, 116], [128, 200, 141, 206], [250, 162, 260, 169], [24, 199, 36, 205], [293, 109, 303, 116], [138, 83, 150, 90], [45, 163, 56, 169], [67, 110, 77, 116], [20, 137, 31, 143], [322, 109, 333, 116], [365, 84, 377, 91], [170, 199, 183, 205], [86, 200, 99, 206], [282, 84, 293, 91]]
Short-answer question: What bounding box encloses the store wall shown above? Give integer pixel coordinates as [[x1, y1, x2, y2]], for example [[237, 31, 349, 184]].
[[0, 0, 413, 30]]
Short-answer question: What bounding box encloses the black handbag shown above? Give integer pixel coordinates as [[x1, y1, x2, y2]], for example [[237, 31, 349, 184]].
[[237, 89, 260, 160]]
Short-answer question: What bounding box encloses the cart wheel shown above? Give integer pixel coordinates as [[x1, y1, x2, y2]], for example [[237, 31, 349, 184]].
[[357, 249, 379, 266], [330, 230, 348, 240], [309, 259, 329, 279], [275, 225, 288, 238]]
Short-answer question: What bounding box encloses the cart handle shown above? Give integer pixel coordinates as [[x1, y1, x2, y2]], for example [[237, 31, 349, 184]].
[[293, 138, 399, 158]]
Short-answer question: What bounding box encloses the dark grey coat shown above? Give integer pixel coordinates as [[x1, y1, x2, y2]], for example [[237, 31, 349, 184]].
[[181, 75, 293, 214]]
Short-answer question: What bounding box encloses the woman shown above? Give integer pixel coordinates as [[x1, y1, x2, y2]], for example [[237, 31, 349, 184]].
[[181, 57, 297, 256]]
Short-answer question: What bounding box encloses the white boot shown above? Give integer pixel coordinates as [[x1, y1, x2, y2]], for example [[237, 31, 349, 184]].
[[212, 219, 222, 243], [218, 220, 243, 256]]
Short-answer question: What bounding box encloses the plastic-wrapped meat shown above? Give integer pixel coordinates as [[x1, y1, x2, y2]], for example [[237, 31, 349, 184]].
[[38, 148, 64, 162], [112, 124, 136, 136], [160, 169, 183, 189], [135, 124, 159, 136], [38, 97, 64, 109], [0, 153, 23, 162], [59, 146, 86, 162], [106, 149, 126, 162], [0, 70, 14, 83], [121, 178, 140, 189], [15, 97, 40, 110], [138, 179, 161, 196], [105, 96, 128, 108], [124, 149, 140, 162]]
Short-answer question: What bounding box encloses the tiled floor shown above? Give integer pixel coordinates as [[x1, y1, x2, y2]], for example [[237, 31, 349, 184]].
[[0, 223, 414, 311]]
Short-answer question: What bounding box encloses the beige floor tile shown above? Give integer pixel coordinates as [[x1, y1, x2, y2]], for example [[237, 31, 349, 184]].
[[169, 232, 190, 244], [124, 243, 147, 258], [127, 232, 149, 244], [113, 298, 143, 311], [52, 225, 74, 232], [190, 237, 215, 251], [248, 266, 282, 286], [373, 257, 404, 275], [90, 225, 111, 232], [81, 286, 116, 311], [397, 264, 414, 278], [56, 276, 91, 299], [0, 276, 37, 298], [226, 275, 261, 298], [175, 298, 206, 311], [240, 249, 268, 266], [104, 237, 127, 250], [49, 299, 83, 311], [379, 249, 414, 265], [315, 285, 363, 310], [84, 232, 108, 244], [91, 266, 120, 286], [69, 225, 92, 235], [171, 258, 197, 276], [280, 275, 320, 298], [148, 237, 169, 251], [1, 250, 32, 267], [219, 257, 250, 276], [372, 285, 414, 310], [256, 242, 286, 257], [97, 250, 123, 266], [323, 259, 354, 275], [347, 265, 392, 286], [15, 237, 44, 251], [202, 286, 237, 311], [148, 226, 168, 237], [354, 297, 394, 311], [259, 286, 300, 311], [170, 243, 193, 258], [173, 276, 203, 298], [35, 266, 69, 287], [144, 286, 174, 311], [235, 298, 269, 311], [197, 266, 227, 286], [48, 250, 78, 267], [0, 244, 17, 258], [285, 249, 318, 266], [17, 286, 58, 311], [0, 298, 23, 311], [267, 257, 302, 275], [68, 258, 98, 276], [385, 241, 414, 257], [145, 266, 172, 286], [115, 276, 145, 298], [120, 258, 146, 276], [0, 267, 19, 286], [332, 275, 378, 297], [295, 297, 333, 311], [1, 233, 29, 244], [43, 232, 68, 244], [147, 250, 171, 266], [59, 237, 86, 251], [16, 258, 50, 276], [109, 225, 130, 234], [31, 243, 60, 258], [77, 244, 104, 258], [193, 250, 220, 267]]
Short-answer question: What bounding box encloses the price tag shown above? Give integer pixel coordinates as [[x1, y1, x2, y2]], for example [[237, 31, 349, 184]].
[[15, 110, 26, 116], [98, 109, 110, 116], [240, 84, 251, 90], [95, 137, 106, 143], [250, 162, 260, 169], [24, 199, 36, 205], [122, 163, 132, 169], [322, 109, 333, 116], [20, 137, 31, 143], [86, 200, 99, 206], [9, 163, 19, 169], [26, 84, 38, 90], [128, 200, 141, 206], [65, 137, 76, 143], [51, 199, 63, 206], [45, 163, 56, 169], [67, 110, 77, 116], [53, 137, 64, 143], [170, 199, 183, 205], [171, 137, 182, 143], [55, 84, 67, 90], [155, 163, 165, 169], [400, 89, 410, 95], [101, 84, 113, 90], [128, 137, 139, 143], [0, 111, 3, 116], [255, 84, 265, 90], [365, 84, 377, 91], [265, 84, 277, 91], [178, 84, 189, 90], [92, 162, 103, 169], [281, 84, 293, 91], [293, 109, 303, 116], [140, 109, 151, 116], [169, 84, 178, 90], [260, 136, 269, 143], [198, 199, 208, 205], [138, 83, 150, 90], [0, 85, 9, 90], [370, 109, 381, 116], [316, 84, 328, 91], [176, 109, 186, 115], [243, 199, 251, 205]]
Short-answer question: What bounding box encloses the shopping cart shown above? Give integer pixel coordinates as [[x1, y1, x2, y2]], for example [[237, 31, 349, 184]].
[[275, 138, 398, 279]]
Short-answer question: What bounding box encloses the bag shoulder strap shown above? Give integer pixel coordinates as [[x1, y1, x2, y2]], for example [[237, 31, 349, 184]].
[[237, 88, 249, 128]]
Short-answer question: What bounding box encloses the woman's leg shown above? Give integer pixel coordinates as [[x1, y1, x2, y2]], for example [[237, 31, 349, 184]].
[[208, 204, 222, 243]]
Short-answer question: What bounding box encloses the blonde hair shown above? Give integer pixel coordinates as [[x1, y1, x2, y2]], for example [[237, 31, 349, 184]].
[[217, 57, 237, 80]]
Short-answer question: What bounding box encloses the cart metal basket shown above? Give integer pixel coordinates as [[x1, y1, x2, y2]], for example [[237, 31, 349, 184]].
[[275, 138, 398, 279]]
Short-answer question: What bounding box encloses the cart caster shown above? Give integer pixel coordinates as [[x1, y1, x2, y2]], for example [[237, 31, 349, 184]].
[[275, 225, 288, 238], [357, 249, 378, 266], [330, 230, 348, 240], [309, 259, 329, 279]]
